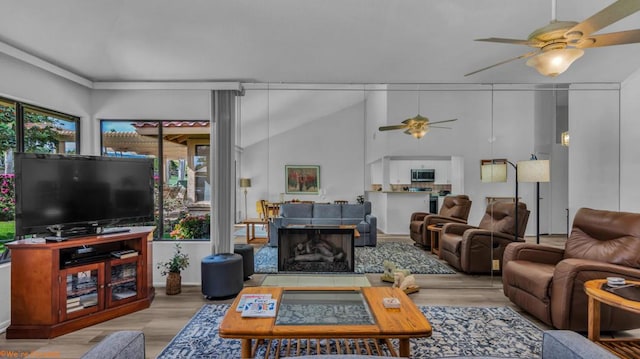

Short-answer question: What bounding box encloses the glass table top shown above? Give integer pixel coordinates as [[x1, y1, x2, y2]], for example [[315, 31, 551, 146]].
[[275, 289, 374, 326]]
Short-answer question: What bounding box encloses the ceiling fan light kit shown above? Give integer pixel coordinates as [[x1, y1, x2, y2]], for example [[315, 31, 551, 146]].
[[525, 47, 584, 77]]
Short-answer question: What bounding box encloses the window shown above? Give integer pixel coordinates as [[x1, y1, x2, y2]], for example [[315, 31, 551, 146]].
[[100, 120, 211, 241], [0, 97, 80, 262], [23, 106, 78, 154]]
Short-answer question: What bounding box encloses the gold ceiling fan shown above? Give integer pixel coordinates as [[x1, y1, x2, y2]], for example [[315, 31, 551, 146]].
[[466, 0, 640, 77], [379, 87, 457, 139], [379, 116, 457, 139]]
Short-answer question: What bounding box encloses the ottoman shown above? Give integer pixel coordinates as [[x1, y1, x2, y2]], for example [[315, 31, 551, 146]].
[[233, 243, 255, 280], [201, 253, 243, 299]]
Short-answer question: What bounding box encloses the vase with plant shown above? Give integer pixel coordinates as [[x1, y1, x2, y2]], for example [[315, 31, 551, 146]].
[[157, 243, 190, 295]]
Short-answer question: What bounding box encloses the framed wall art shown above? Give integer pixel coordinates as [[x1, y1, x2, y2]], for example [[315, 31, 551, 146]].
[[285, 165, 320, 194]]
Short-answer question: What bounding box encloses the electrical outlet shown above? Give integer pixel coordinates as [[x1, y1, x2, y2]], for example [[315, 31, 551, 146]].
[[492, 259, 500, 271]]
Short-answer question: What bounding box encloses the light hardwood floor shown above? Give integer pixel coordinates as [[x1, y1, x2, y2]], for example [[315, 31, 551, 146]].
[[0, 234, 564, 358]]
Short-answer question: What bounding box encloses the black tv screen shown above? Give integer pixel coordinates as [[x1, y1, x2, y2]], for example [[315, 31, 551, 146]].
[[15, 153, 155, 237]]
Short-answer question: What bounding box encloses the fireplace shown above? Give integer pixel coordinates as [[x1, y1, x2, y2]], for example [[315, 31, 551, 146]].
[[278, 227, 355, 273]]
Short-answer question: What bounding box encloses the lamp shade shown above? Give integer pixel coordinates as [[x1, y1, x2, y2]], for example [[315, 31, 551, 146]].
[[239, 178, 251, 188], [481, 163, 507, 183], [525, 48, 584, 77], [517, 160, 550, 183]]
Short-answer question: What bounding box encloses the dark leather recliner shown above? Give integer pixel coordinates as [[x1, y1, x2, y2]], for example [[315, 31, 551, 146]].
[[503, 207, 640, 331], [440, 201, 530, 274], [409, 195, 472, 249]]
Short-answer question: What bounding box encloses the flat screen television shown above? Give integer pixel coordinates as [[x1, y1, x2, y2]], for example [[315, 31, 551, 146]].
[[14, 153, 155, 238]]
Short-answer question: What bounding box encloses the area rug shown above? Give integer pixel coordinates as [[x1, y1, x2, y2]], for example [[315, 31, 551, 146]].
[[156, 304, 543, 358], [254, 242, 456, 274]]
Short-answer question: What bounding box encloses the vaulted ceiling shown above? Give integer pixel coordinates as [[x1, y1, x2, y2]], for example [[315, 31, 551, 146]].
[[1, 0, 640, 85]]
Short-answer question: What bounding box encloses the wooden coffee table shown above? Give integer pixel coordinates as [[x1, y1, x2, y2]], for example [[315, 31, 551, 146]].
[[584, 279, 640, 358], [219, 286, 432, 358]]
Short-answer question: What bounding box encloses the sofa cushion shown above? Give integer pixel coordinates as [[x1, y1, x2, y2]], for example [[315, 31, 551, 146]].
[[504, 260, 555, 300], [440, 233, 463, 254], [564, 208, 640, 268], [281, 203, 313, 218], [342, 218, 362, 226], [311, 218, 342, 225], [282, 218, 312, 226], [313, 204, 342, 218], [342, 203, 365, 218]]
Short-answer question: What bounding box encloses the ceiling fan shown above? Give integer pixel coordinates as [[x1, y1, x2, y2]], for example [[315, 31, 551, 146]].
[[379, 116, 457, 139], [466, 0, 640, 77]]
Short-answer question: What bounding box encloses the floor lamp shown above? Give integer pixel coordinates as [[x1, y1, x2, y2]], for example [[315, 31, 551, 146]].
[[481, 159, 519, 242], [239, 178, 251, 220], [517, 157, 550, 244]]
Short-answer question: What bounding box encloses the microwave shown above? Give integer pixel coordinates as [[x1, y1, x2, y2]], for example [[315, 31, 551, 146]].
[[411, 169, 435, 182]]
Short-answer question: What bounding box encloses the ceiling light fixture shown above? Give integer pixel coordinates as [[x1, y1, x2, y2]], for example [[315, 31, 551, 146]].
[[561, 131, 570, 146], [525, 46, 584, 77]]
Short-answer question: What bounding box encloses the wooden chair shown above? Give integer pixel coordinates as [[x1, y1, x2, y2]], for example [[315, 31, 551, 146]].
[[260, 200, 280, 221], [256, 200, 266, 221]]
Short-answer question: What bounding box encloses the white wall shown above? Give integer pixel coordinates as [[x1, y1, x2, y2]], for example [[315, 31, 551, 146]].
[[267, 102, 365, 204], [365, 87, 389, 165], [568, 85, 620, 221], [620, 69, 640, 213], [240, 90, 366, 217], [534, 89, 569, 235], [0, 263, 10, 332]]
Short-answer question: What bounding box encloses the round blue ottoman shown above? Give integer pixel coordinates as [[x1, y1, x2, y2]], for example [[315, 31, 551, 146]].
[[233, 244, 255, 280], [201, 253, 243, 299]]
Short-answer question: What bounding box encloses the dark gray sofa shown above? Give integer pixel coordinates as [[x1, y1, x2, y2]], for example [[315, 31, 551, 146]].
[[285, 330, 617, 358], [269, 202, 377, 247], [81, 330, 145, 359]]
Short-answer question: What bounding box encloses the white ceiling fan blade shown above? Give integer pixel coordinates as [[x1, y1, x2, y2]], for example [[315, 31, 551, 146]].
[[428, 126, 452, 129], [566, 0, 640, 39], [465, 51, 539, 77], [428, 119, 457, 125], [475, 37, 541, 46], [379, 124, 408, 131], [576, 29, 640, 48]]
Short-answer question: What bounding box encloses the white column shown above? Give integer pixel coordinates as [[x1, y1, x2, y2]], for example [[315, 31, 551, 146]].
[[210, 90, 239, 254]]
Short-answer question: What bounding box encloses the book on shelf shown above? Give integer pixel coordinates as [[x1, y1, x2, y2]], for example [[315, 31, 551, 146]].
[[236, 294, 272, 312], [241, 299, 278, 318], [67, 297, 81, 305], [66, 305, 85, 313], [112, 290, 137, 300], [80, 293, 98, 307], [111, 249, 138, 259]]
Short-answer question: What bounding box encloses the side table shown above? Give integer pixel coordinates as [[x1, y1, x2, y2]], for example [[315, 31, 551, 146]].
[[241, 218, 268, 243], [427, 224, 443, 258], [584, 279, 640, 358]]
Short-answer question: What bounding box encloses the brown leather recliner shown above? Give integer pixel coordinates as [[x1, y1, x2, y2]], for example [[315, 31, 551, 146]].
[[409, 195, 472, 249], [503, 207, 640, 331], [440, 201, 530, 274]]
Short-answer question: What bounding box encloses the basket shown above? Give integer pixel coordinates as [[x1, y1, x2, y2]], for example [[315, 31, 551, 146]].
[[166, 272, 182, 295]]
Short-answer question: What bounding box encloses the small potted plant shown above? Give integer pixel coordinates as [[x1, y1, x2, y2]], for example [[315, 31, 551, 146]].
[[157, 243, 190, 295]]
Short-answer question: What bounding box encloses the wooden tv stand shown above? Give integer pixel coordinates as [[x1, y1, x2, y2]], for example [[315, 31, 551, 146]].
[[6, 226, 155, 339]]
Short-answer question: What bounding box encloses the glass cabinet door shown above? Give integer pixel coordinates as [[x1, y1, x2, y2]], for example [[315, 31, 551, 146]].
[[60, 263, 104, 321], [107, 257, 140, 307]]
